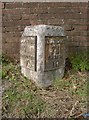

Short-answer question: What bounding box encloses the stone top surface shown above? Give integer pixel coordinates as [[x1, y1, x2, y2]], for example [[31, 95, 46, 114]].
[[22, 25, 65, 37]]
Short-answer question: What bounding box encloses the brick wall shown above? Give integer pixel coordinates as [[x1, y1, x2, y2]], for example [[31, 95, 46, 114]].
[[2, 2, 88, 62]]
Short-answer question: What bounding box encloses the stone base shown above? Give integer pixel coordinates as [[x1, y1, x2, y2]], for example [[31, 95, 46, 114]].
[[21, 66, 65, 88]]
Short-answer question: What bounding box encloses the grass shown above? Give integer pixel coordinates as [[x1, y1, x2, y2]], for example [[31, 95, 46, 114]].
[[2, 55, 45, 118], [1, 55, 87, 118], [53, 71, 87, 97], [69, 52, 89, 71]]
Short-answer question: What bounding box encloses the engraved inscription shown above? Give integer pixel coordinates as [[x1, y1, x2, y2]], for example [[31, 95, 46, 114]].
[[45, 36, 64, 71], [21, 36, 37, 71]]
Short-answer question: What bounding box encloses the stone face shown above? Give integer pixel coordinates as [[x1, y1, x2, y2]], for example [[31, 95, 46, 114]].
[[20, 25, 66, 88], [45, 36, 65, 71], [20, 36, 36, 71]]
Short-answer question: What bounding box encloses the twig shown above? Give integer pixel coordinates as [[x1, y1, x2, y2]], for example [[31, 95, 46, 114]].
[[75, 112, 84, 118], [69, 101, 79, 118]]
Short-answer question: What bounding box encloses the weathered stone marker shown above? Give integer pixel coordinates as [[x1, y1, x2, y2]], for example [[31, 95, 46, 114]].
[[20, 25, 66, 88]]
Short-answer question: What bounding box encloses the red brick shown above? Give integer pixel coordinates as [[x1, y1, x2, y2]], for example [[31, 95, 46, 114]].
[[69, 36, 87, 42], [2, 42, 20, 54], [22, 14, 30, 20], [2, 27, 5, 32], [29, 20, 40, 25], [48, 7, 87, 14], [13, 54, 20, 62], [2, 15, 11, 21], [17, 26, 25, 31], [4, 37, 20, 43], [29, 5, 49, 14], [64, 19, 87, 25], [3, 27, 12, 32], [2, 32, 21, 37], [2, 9, 20, 15], [2, 2, 5, 9], [0, 8, 2, 15], [70, 7, 87, 14], [68, 41, 88, 47], [63, 25, 74, 31], [37, 20, 48, 25], [30, 7, 38, 14], [38, 2, 71, 7], [2, 53, 20, 62], [79, 42, 89, 47], [13, 32, 22, 37], [2, 21, 15, 27], [2, 2, 89, 62], [39, 2, 87, 8], [12, 14, 22, 20], [2, 8, 30, 15], [38, 13, 87, 20], [29, 14, 39, 20], [38, 14, 55, 20], [48, 19, 64, 25], [15, 20, 31, 26], [70, 2, 88, 7], [73, 25, 87, 31], [2, 14, 22, 21], [21, 2, 30, 8], [66, 31, 87, 36], [3, 20, 30, 27], [54, 13, 87, 19], [69, 13, 86, 19], [2, 32, 14, 37], [34, 7, 49, 14], [22, 2, 39, 8], [64, 25, 87, 31], [3, 26, 24, 32], [0, 2, 3, 9], [5, 2, 23, 9]]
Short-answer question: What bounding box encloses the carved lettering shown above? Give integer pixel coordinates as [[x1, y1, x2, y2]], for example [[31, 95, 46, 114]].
[[45, 36, 63, 71]]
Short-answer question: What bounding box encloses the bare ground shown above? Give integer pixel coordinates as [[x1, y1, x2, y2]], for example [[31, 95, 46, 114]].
[[1, 61, 88, 119]]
